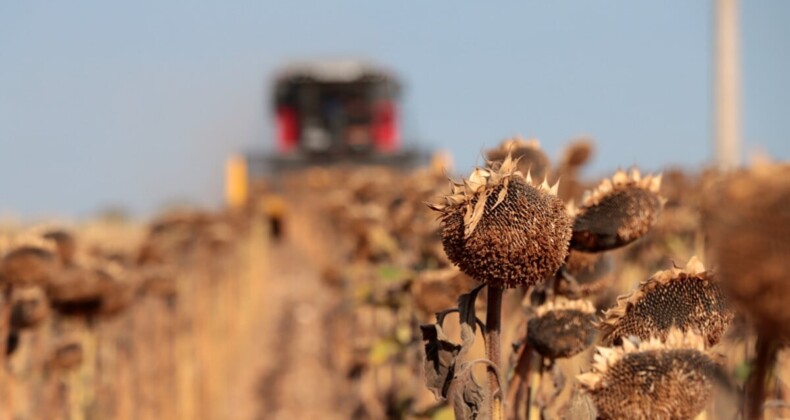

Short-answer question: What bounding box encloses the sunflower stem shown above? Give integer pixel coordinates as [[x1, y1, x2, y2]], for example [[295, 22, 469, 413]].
[[526, 357, 543, 420], [486, 285, 504, 420], [0, 286, 12, 420], [505, 331, 532, 420], [745, 335, 778, 420]]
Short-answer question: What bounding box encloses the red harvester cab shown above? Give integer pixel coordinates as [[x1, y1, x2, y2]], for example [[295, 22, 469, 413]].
[[272, 59, 402, 157]]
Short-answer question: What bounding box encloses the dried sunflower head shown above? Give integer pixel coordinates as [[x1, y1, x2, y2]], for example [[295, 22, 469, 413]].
[[42, 229, 77, 266], [527, 298, 597, 359], [48, 260, 135, 318], [570, 169, 664, 252], [703, 162, 790, 337], [429, 154, 572, 288], [0, 234, 59, 287], [578, 329, 718, 420], [10, 286, 50, 329], [559, 138, 595, 169], [599, 257, 732, 348], [555, 139, 596, 201], [48, 267, 108, 315], [485, 137, 550, 180]]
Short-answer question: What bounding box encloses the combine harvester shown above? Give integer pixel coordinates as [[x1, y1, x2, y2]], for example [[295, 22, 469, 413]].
[[226, 59, 429, 208], [225, 59, 431, 232]]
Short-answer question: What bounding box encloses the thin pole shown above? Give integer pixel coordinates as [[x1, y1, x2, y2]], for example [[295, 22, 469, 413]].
[[714, 0, 742, 169]]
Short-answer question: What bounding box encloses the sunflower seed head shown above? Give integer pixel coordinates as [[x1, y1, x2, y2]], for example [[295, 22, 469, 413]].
[[578, 329, 715, 419], [598, 257, 733, 348], [570, 168, 665, 252], [581, 168, 662, 208], [534, 297, 596, 318], [430, 150, 571, 288], [528, 298, 598, 359]]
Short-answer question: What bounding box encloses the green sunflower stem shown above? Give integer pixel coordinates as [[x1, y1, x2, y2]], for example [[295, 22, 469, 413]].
[[486, 285, 504, 420]]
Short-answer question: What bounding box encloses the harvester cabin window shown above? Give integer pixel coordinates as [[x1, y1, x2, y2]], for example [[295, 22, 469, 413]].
[[344, 95, 372, 150], [272, 61, 401, 156]]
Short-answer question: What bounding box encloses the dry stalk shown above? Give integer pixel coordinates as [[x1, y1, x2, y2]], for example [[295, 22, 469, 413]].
[[745, 336, 779, 420], [505, 337, 532, 420], [485, 285, 504, 420]]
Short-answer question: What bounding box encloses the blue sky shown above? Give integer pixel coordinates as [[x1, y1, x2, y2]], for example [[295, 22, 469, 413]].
[[1, 2, 788, 218]]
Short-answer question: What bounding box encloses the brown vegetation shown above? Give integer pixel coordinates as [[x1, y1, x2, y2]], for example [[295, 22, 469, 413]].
[[1, 141, 788, 420]]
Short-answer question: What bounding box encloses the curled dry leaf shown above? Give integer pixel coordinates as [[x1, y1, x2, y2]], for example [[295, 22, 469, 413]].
[[421, 284, 490, 419], [420, 323, 461, 399], [448, 360, 486, 419]]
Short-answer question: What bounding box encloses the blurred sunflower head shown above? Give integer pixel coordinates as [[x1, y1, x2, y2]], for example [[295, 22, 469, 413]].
[[527, 298, 597, 359], [485, 137, 550, 180], [703, 162, 790, 338], [569, 169, 664, 252]]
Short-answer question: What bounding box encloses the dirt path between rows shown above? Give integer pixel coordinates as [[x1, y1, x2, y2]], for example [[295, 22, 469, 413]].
[[230, 197, 353, 420]]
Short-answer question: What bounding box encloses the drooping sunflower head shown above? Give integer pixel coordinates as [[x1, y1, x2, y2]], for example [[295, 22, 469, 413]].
[[428, 153, 572, 288], [569, 169, 664, 252], [703, 162, 790, 338], [527, 298, 597, 359], [559, 138, 595, 169], [578, 329, 718, 420], [598, 257, 733, 348], [0, 232, 59, 288]]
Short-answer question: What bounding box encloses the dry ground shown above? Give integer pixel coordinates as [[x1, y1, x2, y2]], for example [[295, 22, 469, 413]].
[[237, 196, 353, 420]]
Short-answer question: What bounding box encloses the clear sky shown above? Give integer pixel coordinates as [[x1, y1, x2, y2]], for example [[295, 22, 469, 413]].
[[1, 1, 788, 218]]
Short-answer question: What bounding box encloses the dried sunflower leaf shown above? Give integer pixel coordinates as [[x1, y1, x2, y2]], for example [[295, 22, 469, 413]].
[[457, 283, 485, 334], [455, 285, 484, 396], [448, 362, 486, 419], [422, 284, 486, 401], [422, 285, 488, 404], [420, 323, 462, 399]]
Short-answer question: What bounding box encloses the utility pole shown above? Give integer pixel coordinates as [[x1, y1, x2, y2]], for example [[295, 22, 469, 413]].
[[714, 0, 742, 169]]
